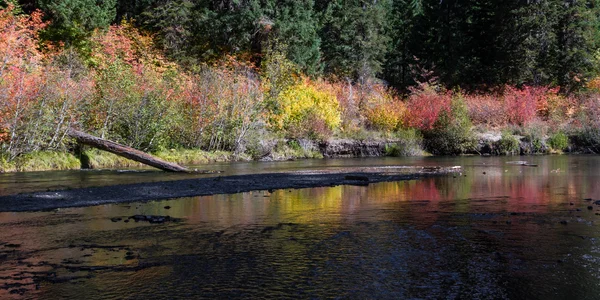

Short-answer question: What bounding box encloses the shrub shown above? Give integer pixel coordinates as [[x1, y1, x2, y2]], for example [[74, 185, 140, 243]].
[[573, 127, 600, 153], [385, 129, 423, 156], [504, 85, 556, 125], [179, 64, 264, 152], [362, 84, 405, 132], [422, 93, 475, 155], [520, 119, 549, 154], [272, 80, 341, 140], [495, 131, 520, 155], [547, 132, 568, 151], [546, 93, 577, 125], [0, 6, 48, 159], [465, 94, 507, 127], [405, 83, 452, 131]]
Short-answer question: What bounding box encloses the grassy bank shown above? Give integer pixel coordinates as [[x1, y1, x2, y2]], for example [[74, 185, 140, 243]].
[[0, 140, 327, 173], [2, 128, 593, 173]]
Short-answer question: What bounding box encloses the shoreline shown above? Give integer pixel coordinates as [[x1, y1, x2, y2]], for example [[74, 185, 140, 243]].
[[0, 166, 460, 212], [1, 133, 589, 174]]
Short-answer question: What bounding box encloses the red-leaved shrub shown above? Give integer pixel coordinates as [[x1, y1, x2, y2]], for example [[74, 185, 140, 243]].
[[405, 85, 452, 130], [503, 85, 555, 125]]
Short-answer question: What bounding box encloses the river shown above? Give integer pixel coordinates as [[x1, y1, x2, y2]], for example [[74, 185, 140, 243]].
[[1, 155, 600, 299]]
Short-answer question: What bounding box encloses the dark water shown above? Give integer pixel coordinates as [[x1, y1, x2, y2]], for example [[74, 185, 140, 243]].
[[1, 156, 600, 299]]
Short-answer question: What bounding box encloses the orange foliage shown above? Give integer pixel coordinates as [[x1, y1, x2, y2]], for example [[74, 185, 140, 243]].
[[361, 84, 405, 132], [0, 5, 48, 145]]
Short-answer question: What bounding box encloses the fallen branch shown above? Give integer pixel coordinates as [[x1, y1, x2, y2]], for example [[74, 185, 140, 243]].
[[67, 129, 189, 172]]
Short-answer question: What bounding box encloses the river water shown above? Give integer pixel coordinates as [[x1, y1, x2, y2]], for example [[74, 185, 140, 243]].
[[1, 155, 600, 299]]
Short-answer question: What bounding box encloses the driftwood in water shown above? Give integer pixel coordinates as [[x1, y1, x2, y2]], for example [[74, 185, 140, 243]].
[[68, 129, 189, 172]]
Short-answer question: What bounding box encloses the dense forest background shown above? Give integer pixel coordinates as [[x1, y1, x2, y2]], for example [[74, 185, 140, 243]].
[[10, 0, 600, 91], [2, 0, 600, 171]]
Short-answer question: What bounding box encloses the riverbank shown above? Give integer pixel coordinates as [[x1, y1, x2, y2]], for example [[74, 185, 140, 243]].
[[0, 166, 460, 212], [1, 129, 595, 173]]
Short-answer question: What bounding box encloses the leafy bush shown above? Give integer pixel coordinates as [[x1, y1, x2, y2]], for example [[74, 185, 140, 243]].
[[422, 94, 475, 155], [362, 85, 405, 132], [385, 129, 423, 156], [504, 85, 556, 125], [547, 132, 568, 151], [520, 120, 549, 154], [573, 127, 600, 153], [272, 80, 341, 140], [405, 83, 452, 131], [465, 94, 507, 127], [495, 131, 520, 155]]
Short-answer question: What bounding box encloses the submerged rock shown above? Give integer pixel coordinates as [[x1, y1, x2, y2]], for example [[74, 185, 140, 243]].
[[129, 215, 174, 224]]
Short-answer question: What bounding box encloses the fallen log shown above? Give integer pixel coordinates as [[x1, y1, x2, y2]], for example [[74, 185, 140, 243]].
[[68, 129, 189, 172]]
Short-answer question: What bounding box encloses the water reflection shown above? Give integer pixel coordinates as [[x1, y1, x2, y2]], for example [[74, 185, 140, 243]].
[[1, 156, 600, 299]]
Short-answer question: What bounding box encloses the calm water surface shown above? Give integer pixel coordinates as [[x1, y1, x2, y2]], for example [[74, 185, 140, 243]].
[[1, 155, 600, 299]]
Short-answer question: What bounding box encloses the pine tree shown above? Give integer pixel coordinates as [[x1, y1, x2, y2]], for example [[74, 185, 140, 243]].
[[319, 0, 393, 82], [39, 0, 116, 45], [264, 0, 322, 75], [142, 0, 194, 61]]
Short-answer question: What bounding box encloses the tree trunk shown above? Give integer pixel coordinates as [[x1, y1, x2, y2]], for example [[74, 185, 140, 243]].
[[67, 129, 189, 172]]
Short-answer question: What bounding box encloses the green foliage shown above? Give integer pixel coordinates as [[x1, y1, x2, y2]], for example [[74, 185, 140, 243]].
[[0, 0, 22, 13], [264, 0, 322, 74], [573, 127, 600, 153], [39, 0, 116, 45], [385, 129, 423, 157], [495, 131, 520, 156], [422, 93, 475, 155], [520, 121, 549, 154], [142, 0, 193, 61], [320, 0, 392, 81], [261, 43, 301, 103], [547, 132, 568, 151], [271, 139, 322, 160], [11, 151, 80, 172]]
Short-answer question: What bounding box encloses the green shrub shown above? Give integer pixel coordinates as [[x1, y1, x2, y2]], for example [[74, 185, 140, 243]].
[[518, 120, 549, 154], [422, 94, 475, 155], [547, 132, 568, 151], [386, 129, 424, 156], [495, 131, 520, 155]]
